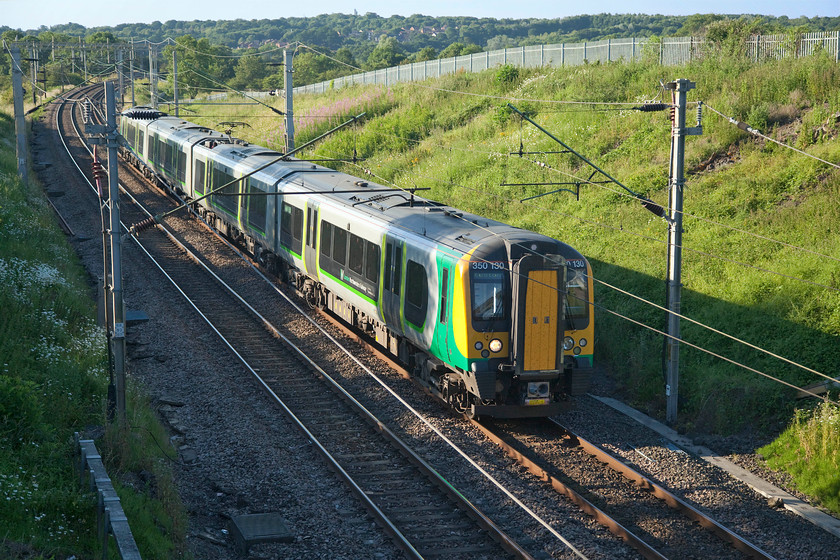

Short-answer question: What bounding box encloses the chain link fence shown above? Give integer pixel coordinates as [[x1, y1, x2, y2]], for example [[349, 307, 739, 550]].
[[295, 32, 840, 95]]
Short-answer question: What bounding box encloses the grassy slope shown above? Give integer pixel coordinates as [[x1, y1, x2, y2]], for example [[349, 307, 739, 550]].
[[0, 104, 186, 557], [185, 53, 840, 512]]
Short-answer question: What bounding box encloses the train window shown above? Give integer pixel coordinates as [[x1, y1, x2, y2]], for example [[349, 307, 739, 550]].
[[333, 227, 347, 265], [320, 222, 333, 258], [281, 203, 292, 234], [349, 234, 365, 275], [471, 269, 506, 321], [393, 246, 402, 296], [177, 147, 186, 184], [384, 244, 392, 291], [365, 241, 380, 284], [138, 130, 144, 156], [440, 268, 449, 324], [162, 141, 171, 172], [194, 159, 205, 195], [212, 167, 238, 216], [405, 260, 427, 326], [292, 205, 303, 241], [247, 179, 267, 233], [147, 132, 156, 162]]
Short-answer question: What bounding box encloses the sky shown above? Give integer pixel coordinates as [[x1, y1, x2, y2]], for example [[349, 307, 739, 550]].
[[1, 0, 837, 31]]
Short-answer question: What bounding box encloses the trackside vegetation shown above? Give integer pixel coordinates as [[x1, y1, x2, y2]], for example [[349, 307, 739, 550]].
[[0, 106, 186, 557], [184, 49, 840, 514]]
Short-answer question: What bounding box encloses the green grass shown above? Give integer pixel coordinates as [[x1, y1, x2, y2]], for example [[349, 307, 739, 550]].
[[177, 52, 840, 513], [759, 401, 840, 514], [0, 105, 187, 557]]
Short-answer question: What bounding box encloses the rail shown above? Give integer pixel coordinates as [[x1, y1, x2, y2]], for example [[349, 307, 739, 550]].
[[76, 433, 142, 560]]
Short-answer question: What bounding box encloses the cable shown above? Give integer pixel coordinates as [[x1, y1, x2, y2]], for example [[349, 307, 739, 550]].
[[704, 103, 840, 171]]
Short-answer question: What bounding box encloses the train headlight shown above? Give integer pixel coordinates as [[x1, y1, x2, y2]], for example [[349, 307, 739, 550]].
[[474, 341, 483, 350], [578, 338, 588, 348], [573, 347, 581, 355], [527, 382, 550, 398], [563, 336, 575, 351], [489, 339, 503, 353], [481, 350, 490, 358]]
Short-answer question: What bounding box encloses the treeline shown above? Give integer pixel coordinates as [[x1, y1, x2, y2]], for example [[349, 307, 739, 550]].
[[2, 13, 840, 99]]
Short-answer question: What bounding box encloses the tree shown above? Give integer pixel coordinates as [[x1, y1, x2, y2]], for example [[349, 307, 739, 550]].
[[439, 42, 482, 59], [229, 54, 269, 91], [366, 35, 405, 70]]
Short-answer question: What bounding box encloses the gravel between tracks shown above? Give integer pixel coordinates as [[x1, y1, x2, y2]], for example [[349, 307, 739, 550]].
[[34, 98, 840, 559]]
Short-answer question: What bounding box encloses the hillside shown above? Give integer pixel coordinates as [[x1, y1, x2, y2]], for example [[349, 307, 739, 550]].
[[172, 48, 840, 510]]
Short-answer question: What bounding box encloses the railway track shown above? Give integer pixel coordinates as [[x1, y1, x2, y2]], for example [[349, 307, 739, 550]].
[[39, 83, 827, 559], [474, 418, 777, 559], [54, 85, 535, 559]]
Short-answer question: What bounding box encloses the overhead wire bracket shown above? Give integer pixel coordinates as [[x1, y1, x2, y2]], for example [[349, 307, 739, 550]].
[[506, 103, 670, 221]]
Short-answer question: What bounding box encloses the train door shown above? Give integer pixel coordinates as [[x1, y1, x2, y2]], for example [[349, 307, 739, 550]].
[[511, 254, 566, 373], [435, 265, 452, 361], [304, 201, 318, 277], [382, 236, 403, 335]]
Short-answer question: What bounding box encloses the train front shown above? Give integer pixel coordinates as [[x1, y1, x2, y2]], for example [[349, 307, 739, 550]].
[[454, 233, 593, 418]]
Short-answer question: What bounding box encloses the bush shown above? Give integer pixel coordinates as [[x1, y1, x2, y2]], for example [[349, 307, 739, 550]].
[[0, 375, 45, 448]]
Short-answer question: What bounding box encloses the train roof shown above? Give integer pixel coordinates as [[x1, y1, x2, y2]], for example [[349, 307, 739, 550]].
[[123, 109, 583, 260]]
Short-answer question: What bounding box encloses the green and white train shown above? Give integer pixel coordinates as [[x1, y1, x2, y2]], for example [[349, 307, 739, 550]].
[[119, 108, 594, 418]]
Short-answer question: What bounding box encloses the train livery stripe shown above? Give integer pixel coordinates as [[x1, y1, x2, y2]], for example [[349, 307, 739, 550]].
[[451, 246, 477, 358]]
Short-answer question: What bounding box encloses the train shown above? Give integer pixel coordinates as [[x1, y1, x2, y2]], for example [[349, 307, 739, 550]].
[[118, 107, 594, 418]]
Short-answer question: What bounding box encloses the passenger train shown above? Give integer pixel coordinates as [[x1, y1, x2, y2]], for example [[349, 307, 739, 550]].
[[118, 107, 594, 418]]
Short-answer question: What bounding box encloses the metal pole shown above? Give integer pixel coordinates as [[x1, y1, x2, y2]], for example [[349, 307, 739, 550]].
[[30, 46, 37, 105], [172, 48, 179, 117], [82, 38, 88, 83], [117, 49, 124, 109], [105, 82, 127, 426], [664, 78, 695, 425], [149, 44, 158, 109], [129, 39, 135, 106], [284, 49, 295, 152], [9, 44, 28, 185]]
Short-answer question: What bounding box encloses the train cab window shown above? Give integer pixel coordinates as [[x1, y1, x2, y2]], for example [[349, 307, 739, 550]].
[[333, 227, 347, 265], [349, 234, 365, 275], [471, 269, 507, 321], [405, 260, 428, 326], [565, 267, 589, 328], [365, 241, 380, 284], [320, 222, 333, 258], [440, 268, 449, 324]]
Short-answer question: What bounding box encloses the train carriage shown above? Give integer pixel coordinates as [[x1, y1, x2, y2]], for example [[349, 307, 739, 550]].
[[119, 108, 595, 418]]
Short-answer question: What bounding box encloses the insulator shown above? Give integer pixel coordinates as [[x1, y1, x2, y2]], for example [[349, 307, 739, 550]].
[[91, 161, 106, 180], [696, 102, 704, 127], [670, 107, 676, 125], [641, 198, 666, 218], [129, 216, 157, 235], [635, 103, 669, 112]]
